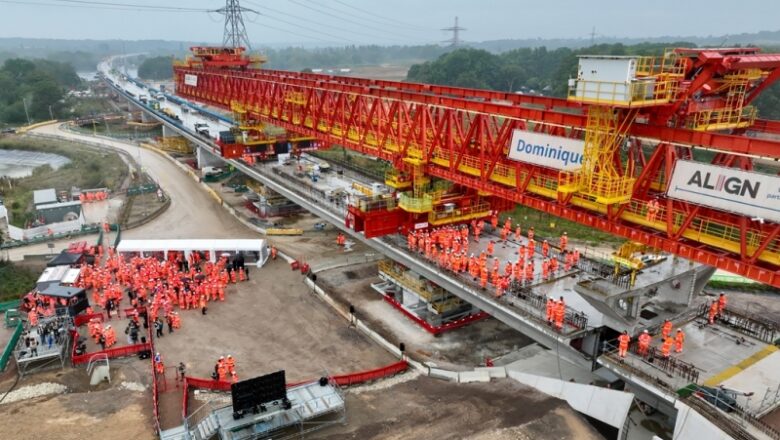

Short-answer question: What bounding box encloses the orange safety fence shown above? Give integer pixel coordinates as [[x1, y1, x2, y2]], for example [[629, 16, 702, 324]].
[[181, 360, 409, 417]]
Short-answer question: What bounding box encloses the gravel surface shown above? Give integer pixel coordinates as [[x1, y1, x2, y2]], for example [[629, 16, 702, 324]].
[[1, 382, 68, 405]]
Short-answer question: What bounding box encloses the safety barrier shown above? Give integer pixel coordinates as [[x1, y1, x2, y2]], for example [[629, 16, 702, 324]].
[[71, 338, 151, 366], [329, 360, 409, 387], [0, 299, 21, 313], [381, 294, 488, 335], [113, 225, 122, 249], [0, 321, 23, 372], [73, 312, 105, 327], [181, 360, 409, 417]]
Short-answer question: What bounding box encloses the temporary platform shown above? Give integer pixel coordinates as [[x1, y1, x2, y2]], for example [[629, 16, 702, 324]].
[[13, 316, 72, 377], [160, 381, 345, 440]]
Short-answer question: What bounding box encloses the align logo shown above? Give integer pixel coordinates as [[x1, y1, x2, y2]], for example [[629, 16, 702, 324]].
[[686, 170, 761, 199], [668, 160, 780, 224]]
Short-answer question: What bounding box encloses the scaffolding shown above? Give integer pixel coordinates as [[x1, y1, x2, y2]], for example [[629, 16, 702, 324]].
[[376, 259, 478, 325], [688, 69, 762, 131], [558, 106, 637, 205], [13, 315, 72, 377]]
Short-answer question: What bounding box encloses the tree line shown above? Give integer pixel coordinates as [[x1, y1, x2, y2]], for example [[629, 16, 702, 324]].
[[407, 43, 780, 119], [0, 58, 81, 124]]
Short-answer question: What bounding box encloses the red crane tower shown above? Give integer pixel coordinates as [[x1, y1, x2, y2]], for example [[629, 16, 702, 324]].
[[172, 46, 780, 288]]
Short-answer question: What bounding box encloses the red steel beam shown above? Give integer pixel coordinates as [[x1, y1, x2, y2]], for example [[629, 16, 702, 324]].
[[206, 67, 780, 160], [173, 66, 780, 287]]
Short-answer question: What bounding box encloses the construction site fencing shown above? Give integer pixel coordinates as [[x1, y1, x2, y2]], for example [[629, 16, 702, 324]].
[[0, 224, 101, 250], [181, 360, 409, 417], [0, 321, 23, 372], [686, 386, 780, 440], [127, 183, 159, 196], [602, 338, 702, 386], [70, 333, 151, 366], [0, 299, 20, 313], [706, 304, 778, 344], [509, 282, 589, 330], [381, 293, 487, 335]]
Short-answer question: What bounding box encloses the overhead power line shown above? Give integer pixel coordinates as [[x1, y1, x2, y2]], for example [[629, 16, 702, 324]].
[[243, 0, 359, 44], [46, 0, 211, 11], [331, 0, 429, 31], [0, 0, 209, 11], [287, 0, 417, 43]]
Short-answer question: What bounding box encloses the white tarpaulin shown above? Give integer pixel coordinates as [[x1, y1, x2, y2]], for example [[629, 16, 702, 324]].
[[667, 160, 780, 224], [116, 239, 268, 267], [507, 129, 585, 171]]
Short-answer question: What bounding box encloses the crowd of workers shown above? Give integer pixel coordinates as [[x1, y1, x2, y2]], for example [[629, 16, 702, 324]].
[[405, 215, 581, 301], [74, 244, 250, 382], [616, 293, 729, 361]]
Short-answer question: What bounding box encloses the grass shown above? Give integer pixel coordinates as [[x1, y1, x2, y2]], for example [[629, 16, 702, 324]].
[[499, 204, 623, 246], [311, 146, 390, 180], [0, 260, 38, 302], [0, 137, 127, 227]]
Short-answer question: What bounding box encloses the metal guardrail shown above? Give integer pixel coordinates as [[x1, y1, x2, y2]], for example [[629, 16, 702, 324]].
[[0, 299, 21, 313], [0, 321, 23, 371]]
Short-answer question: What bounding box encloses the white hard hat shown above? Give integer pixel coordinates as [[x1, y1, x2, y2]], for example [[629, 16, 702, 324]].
[[643, 330, 648, 333]]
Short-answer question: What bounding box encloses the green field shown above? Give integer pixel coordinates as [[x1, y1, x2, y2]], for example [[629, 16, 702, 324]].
[[499, 204, 623, 246], [0, 137, 127, 227], [0, 261, 38, 301]]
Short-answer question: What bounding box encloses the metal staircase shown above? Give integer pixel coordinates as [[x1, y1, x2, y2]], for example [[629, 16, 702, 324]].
[[159, 411, 220, 440]]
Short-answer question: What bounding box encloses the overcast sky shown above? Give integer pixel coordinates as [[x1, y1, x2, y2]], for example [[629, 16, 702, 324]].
[[0, 0, 777, 46]]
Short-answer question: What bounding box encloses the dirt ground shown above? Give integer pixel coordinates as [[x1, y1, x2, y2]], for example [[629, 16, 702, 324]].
[[317, 262, 533, 370], [311, 375, 604, 440], [152, 259, 395, 383], [151, 256, 396, 428], [0, 357, 156, 440]]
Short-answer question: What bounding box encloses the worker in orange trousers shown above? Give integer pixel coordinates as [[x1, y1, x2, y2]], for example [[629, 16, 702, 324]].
[[638, 329, 651, 356], [661, 336, 673, 358], [618, 331, 630, 358], [674, 329, 685, 353], [661, 319, 672, 340]]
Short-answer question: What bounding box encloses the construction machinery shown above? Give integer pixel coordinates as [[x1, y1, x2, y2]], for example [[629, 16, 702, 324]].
[[172, 46, 780, 288]]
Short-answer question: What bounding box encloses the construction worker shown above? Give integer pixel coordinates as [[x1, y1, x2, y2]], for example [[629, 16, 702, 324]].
[[675, 329, 685, 353], [514, 226, 522, 241], [717, 293, 727, 316], [661, 336, 673, 358], [487, 240, 495, 256], [554, 300, 565, 331], [618, 331, 630, 358], [215, 356, 225, 379], [646, 199, 660, 223], [528, 226, 535, 241], [217, 362, 227, 381], [545, 297, 554, 324], [560, 232, 568, 251], [542, 240, 549, 257], [708, 300, 719, 324], [661, 319, 672, 340], [225, 354, 236, 374], [270, 245, 277, 261], [638, 330, 651, 356]]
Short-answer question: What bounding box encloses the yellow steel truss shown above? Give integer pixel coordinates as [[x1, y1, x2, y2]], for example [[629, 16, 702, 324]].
[[558, 106, 637, 205]]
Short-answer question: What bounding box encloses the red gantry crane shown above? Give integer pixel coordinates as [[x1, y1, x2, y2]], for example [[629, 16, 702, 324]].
[[172, 47, 780, 288]]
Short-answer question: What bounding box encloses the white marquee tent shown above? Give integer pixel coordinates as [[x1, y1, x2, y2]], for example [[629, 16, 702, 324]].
[[116, 239, 268, 267]]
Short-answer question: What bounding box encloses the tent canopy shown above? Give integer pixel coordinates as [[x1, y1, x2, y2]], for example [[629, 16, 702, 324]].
[[116, 239, 267, 266], [47, 250, 84, 267]]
